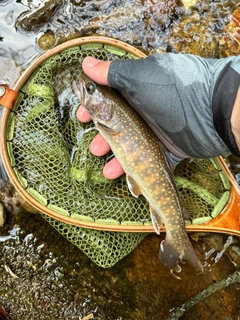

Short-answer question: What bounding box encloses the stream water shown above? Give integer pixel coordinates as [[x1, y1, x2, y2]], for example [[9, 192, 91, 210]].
[[0, 0, 240, 319]]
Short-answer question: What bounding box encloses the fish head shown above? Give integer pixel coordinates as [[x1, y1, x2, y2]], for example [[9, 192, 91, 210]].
[[73, 73, 114, 126]]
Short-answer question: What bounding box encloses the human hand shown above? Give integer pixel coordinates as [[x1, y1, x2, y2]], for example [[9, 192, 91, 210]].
[[76, 57, 124, 179]]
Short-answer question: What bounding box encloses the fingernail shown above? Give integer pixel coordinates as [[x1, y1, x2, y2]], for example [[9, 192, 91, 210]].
[[90, 133, 110, 156], [76, 105, 91, 123], [103, 158, 124, 179], [83, 57, 100, 68]]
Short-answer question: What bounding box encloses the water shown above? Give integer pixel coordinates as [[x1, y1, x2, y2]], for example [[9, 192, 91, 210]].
[[0, 0, 238, 85], [0, 0, 240, 319], [0, 1, 39, 86], [0, 210, 240, 319]]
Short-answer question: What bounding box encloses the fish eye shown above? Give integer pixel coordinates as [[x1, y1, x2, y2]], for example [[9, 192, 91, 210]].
[[86, 81, 96, 94]]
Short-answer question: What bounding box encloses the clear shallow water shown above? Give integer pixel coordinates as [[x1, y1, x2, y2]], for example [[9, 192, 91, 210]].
[[0, 210, 240, 319], [0, 0, 240, 319], [0, 1, 40, 86], [0, 0, 239, 86]]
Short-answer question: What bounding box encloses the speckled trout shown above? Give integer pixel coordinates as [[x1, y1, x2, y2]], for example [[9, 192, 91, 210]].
[[73, 73, 203, 272]]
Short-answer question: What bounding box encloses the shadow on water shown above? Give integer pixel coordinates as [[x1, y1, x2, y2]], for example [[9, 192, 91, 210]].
[[0, 0, 240, 319]]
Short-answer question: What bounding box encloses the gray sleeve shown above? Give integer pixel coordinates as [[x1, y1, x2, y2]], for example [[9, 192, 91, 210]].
[[107, 54, 218, 121], [107, 54, 191, 161], [108, 55, 170, 119], [107, 53, 231, 160]]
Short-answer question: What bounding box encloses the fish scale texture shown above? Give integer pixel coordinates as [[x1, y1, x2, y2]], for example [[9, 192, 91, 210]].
[[5, 45, 230, 267]]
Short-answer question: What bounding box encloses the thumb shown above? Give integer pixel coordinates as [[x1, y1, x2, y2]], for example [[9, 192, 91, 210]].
[[82, 57, 111, 85]]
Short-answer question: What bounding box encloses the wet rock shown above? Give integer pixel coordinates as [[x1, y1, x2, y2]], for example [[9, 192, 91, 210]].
[[219, 7, 240, 57], [179, 0, 199, 10], [0, 57, 21, 87], [95, 1, 177, 49], [0, 0, 12, 6], [16, 0, 64, 34], [93, 0, 114, 11], [202, 233, 226, 252], [228, 245, 240, 266], [0, 203, 6, 227], [0, 306, 8, 320], [35, 0, 179, 51], [0, 179, 22, 219], [98, 3, 145, 30], [0, 179, 38, 221], [37, 30, 57, 50], [226, 154, 240, 177], [11, 0, 237, 57], [165, 11, 220, 56], [154, 0, 235, 57], [192, 233, 240, 269]]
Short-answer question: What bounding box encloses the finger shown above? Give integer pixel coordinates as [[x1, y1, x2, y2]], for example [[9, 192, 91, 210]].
[[90, 132, 111, 156], [76, 105, 91, 123], [103, 157, 125, 180], [82, 57, 111, 85]]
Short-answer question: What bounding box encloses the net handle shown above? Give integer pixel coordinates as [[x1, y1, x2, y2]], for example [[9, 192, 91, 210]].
[[0, 85, 18, 110]]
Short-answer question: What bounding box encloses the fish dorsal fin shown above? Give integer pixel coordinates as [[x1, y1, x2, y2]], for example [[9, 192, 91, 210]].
[[150, 205, 164, 235], [126, 174, 142, 198]]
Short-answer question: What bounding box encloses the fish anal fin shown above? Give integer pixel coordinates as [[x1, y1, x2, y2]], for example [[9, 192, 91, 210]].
[[126, 174, 142, 198], [150, 205, 164, 235]]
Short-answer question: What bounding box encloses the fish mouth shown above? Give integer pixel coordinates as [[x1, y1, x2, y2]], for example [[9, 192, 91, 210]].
[[72, 78, 86, 106]]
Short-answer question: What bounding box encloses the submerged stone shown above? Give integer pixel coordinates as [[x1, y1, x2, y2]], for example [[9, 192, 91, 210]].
[[16, 0, 64, 34], [219, 7, 240, 57], [37, 30, 57, 51]]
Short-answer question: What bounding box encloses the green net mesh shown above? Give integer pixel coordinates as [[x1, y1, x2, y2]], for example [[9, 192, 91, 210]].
[[5, 43, 230, 267]]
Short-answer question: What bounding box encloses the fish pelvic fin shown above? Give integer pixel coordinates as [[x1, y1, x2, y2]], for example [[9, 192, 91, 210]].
[[150, 205, 164, 235], [126, 174, 142, 198], [159, 238, 204, 273]]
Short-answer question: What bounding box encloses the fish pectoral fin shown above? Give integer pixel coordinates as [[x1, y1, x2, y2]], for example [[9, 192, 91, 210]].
[[126, 174, 142, 198], [96, 122, 118, 135], [149, 205, 164, 235]]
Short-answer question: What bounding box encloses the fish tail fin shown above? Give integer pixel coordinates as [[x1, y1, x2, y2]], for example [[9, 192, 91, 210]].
[[159, 240, 181, 270], [159, 237, 203, 272]]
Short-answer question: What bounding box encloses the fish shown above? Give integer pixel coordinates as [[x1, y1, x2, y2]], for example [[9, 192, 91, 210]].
[[73, 73, 203, 272]]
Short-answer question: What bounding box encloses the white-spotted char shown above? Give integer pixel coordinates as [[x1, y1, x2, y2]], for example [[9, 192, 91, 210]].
[[73, 73, 203, 272]]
